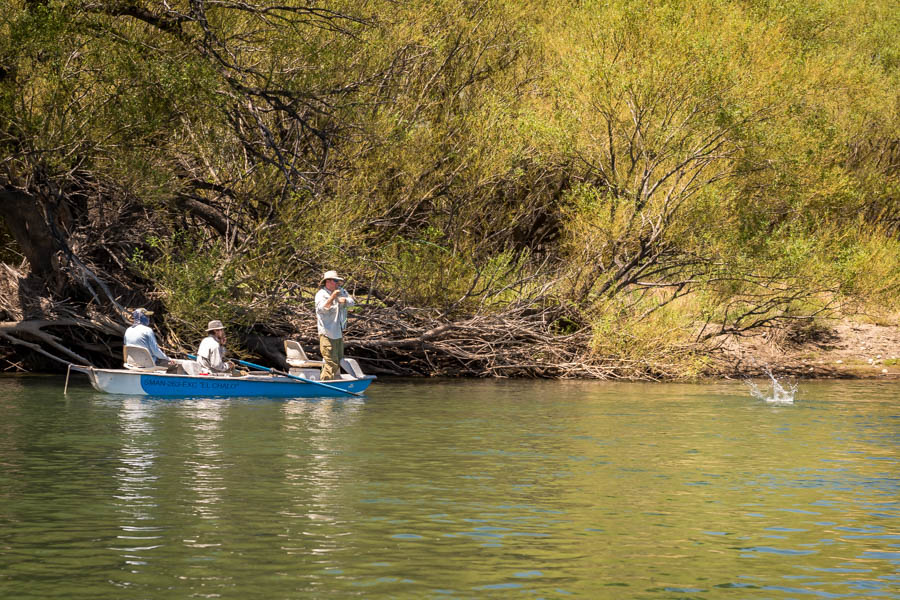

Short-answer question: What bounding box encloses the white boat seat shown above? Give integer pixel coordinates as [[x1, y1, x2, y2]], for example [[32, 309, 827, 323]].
[[340, 358, 365, 378], [284, 339, 324, 368], [123, 345, 162, 371]]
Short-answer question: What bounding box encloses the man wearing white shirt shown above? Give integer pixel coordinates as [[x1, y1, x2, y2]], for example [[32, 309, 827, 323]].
[[196, 320, 233, 374], [315, 270, 355, 381]]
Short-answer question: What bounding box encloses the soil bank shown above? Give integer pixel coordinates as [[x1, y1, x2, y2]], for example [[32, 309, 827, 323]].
[[711, 320, 900, 380]]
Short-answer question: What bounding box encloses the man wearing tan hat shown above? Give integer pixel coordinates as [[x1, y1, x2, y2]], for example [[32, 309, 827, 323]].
[[315, 270, 355, 380], [196, 319, 234, 374]]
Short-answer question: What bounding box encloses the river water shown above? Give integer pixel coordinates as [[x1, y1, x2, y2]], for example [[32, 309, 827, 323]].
[[0, 376, 897, 599]]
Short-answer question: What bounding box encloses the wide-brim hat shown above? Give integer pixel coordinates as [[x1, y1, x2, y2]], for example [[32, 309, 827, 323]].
[[132, 308, 153, 320], [206, 319, 225, 332], [320, 270, 345, 285]]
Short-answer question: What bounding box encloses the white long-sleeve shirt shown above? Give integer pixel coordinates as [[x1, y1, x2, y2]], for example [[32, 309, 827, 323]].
[[124, 324, 168, 363], [196, 335, 229, 373], [315, 287, 355, 339]]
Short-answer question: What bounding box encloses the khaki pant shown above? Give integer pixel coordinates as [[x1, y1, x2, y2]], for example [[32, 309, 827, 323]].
[[319, 335, 343, 381]]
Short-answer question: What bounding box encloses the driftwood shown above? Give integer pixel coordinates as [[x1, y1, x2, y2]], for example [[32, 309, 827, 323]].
[[0, 256, 810, 381], [0, 229, 780, 380], [0, 270, 622, 377], [0, 263, 126, 370], [0, 243, 686, 378], [255, 300, 656, 379], [347, 305, 600, 378], [0, 310, 126, 368]]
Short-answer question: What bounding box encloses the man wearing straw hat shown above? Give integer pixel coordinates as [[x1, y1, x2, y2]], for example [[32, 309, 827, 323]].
[[196, 319, 234, 375], [315, 270, 355, 381]]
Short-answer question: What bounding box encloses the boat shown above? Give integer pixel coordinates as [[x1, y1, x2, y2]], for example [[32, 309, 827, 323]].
[[67, 366, 373, 397], [65, 340, 374, 398]]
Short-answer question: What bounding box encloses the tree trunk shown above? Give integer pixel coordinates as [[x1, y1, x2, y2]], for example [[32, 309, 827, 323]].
[[0, 188, 58, 278]]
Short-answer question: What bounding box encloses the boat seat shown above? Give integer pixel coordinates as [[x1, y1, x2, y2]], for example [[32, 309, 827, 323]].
[[340, 358, 365, 378], [284, 340, 324, 368], [123, 345, 163, 371]]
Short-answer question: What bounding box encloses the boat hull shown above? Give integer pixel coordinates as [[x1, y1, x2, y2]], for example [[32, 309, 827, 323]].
[[79, 368, 373, 398]]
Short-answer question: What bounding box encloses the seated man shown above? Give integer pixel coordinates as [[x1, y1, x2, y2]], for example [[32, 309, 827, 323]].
[[124, 308, 170, 366], [196, 320, 234, 375]]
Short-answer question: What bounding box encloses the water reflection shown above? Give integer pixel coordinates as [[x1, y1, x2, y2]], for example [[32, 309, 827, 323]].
[[114, 398, 164, 568], [280, 399, 364, 559], [180, 399, 226, 520], [2, 378, 898, 599]]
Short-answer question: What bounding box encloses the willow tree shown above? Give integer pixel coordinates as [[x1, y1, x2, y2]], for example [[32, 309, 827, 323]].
[[538, 0, 900, 372], [0, 0, 376, 366], [534, 2, 774, 371], [0, 0, 561, 372]]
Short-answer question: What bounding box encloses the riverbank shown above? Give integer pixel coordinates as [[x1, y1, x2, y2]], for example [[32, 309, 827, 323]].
[[709, 319, 900, 380]]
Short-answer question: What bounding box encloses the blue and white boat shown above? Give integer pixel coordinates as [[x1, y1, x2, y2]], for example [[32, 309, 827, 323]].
[[67, 366, 373, 397], [66, 340, 374, 398]]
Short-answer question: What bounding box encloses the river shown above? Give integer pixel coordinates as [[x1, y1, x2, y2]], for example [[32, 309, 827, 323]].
[[0, 376, 897, 599]]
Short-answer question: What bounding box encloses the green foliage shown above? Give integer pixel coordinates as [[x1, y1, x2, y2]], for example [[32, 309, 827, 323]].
[[129, 229, 300, 347], [826, 225, 900, 312], [376, 236, 475, 307], [588, 297, 703, 378], [3, 0, 899, 376]]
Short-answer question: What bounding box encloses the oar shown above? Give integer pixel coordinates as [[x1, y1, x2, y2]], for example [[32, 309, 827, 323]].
[[187, 354, 363, 397]]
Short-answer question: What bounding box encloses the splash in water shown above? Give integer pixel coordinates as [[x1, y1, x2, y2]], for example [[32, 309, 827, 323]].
[[746, 367, 797, 404]]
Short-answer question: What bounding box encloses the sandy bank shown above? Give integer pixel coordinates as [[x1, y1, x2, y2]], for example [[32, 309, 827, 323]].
[[710, 320, 900, 380]]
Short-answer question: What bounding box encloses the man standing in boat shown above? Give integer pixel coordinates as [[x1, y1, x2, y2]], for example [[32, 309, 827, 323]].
[[315, 271, 355, 381], [124, 308, 170, 366], [197, 320, 234, 375]]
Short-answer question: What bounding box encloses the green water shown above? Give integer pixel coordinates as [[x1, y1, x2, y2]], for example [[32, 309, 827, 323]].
[[0, 376, 897, 599]]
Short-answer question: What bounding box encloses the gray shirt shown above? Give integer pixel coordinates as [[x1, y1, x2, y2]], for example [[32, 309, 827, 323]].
[[124, 324, 168, 362]]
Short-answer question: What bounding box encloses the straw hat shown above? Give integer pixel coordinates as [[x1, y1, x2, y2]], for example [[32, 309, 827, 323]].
[[206, 320, 225, 332], [320, 270, 345, 285]]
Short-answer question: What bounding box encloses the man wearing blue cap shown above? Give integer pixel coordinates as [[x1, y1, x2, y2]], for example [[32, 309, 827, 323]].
[[124, 308, 170, 366]]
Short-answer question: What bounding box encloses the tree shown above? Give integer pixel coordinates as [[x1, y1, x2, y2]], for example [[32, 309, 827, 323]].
[[0, 0, 376, 366]]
